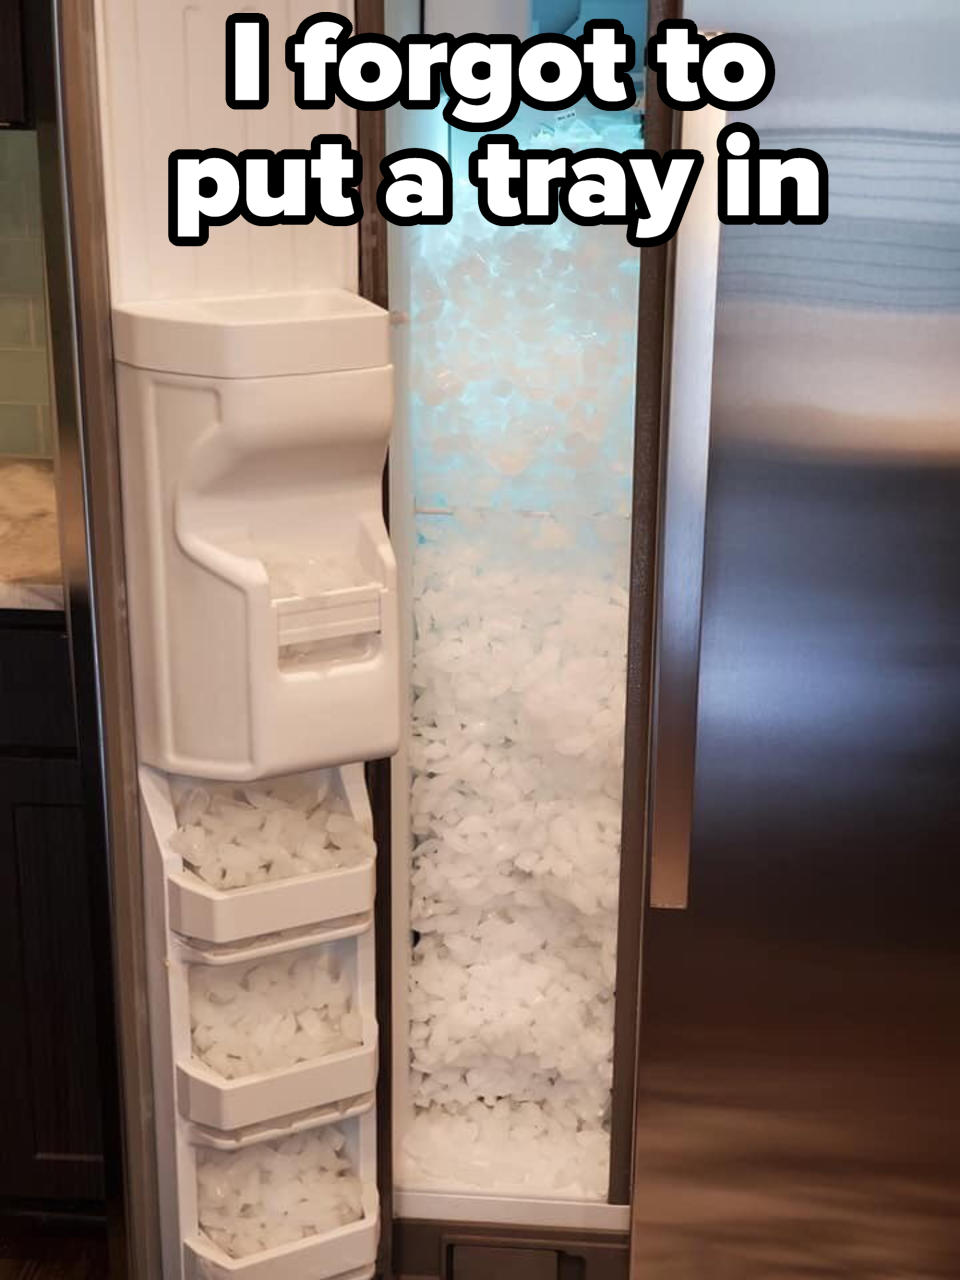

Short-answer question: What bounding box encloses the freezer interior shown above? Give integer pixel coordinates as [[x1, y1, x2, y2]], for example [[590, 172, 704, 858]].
[[388, 0, 650, 1215]]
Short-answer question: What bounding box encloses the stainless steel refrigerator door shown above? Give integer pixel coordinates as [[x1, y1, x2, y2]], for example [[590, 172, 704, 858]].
[[634, 2, 960, 1275]]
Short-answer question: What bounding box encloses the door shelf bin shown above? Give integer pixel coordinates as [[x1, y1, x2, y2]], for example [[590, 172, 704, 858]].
[[188, 1097, 375, 1152], [168, 864, 375, 947], [183, 1211, 377, 1280], [186, 1260, 373, 1280], [114, 288, 398, 780], [141, 763, 376, 945], [139, 760, 381, 1280], [183, 1110, 378, 1280], [177, 1036, 378, 1132], [175, 924, 376, 1133]]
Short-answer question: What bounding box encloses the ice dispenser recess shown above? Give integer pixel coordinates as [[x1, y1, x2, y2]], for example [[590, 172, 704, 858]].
[[114, 289, 399, 780]]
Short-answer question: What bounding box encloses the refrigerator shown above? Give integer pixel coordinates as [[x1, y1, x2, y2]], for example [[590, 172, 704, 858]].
[[633, 0, 960, 1275], [46, 0, 960, 1276]]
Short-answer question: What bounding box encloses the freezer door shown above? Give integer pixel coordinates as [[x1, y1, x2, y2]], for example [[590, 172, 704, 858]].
[[635, 2, 960, 1275]]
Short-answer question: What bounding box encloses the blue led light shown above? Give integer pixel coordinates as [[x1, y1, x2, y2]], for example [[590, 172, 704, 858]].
[[409, 99, 645, 568]]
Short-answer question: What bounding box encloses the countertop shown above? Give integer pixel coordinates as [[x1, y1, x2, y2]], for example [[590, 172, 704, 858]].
[[0, 459, 64, 611]]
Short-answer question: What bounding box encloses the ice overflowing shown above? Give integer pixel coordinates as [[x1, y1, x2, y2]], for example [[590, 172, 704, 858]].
[[169, 772, 375, 891], [402, 533, 628, 1198], [398, 101, 641, 1199], [197, 1126, 363, 1259], [401, 1101, 612, 1201], [190, 945, 362, 1079]]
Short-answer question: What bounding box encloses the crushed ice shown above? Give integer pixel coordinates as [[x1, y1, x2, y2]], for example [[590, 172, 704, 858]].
[[219, 535, 365, 601], [261, 550, 361, 601], [190, 945, 363, 1079], [169, 771, 375, 890], [400, 102, 640, 1199], [197, 1126, 363, 1259], [402, 531, 629, 1199]]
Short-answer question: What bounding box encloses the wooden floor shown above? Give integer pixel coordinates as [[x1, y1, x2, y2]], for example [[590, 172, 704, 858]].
[[0, 1234, 108, 1280]]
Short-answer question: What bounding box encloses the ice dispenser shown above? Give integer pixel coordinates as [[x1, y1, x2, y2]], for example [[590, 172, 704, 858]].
[[113, 289, 399, 780]]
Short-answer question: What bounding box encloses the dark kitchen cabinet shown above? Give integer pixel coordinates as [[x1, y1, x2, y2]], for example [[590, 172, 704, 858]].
[[0, 0, 27, 126], [0, 612, 104, 1207]]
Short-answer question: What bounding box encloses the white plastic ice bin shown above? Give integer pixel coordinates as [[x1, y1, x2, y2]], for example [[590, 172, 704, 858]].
[[174, 925, 377, 1132], [182, 1108, 379, 1280], [114, 289, 399, 779], [141, 764, 377, 945], [139, 762, 381, 1280]]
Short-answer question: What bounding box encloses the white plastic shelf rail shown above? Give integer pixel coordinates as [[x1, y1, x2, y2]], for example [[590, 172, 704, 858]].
[[183, 1110, 379, 1280]]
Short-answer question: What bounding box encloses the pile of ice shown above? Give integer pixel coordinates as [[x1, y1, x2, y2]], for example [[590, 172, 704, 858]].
[[401, 1102, 611, 1200], [190, 945, 362, 1079], [402, 530, 629, 1200], [197, 1126, 363, 1259], [169, 772, 375, 891], [410, 122, 641, 524], [220, 532, 365, 601], [261, 551, 362, 601], [400, 101, 641, 1200]]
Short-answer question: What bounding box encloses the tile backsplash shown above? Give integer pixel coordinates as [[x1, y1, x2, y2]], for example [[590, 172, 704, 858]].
[[0, 131, 52, 459]]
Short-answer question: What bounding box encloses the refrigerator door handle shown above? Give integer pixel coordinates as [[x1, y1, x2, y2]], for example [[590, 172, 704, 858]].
[[649, 105, 724, 910]]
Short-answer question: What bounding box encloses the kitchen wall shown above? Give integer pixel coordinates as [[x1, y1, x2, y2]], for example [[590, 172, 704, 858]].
[[0, 130, 51, 459]]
